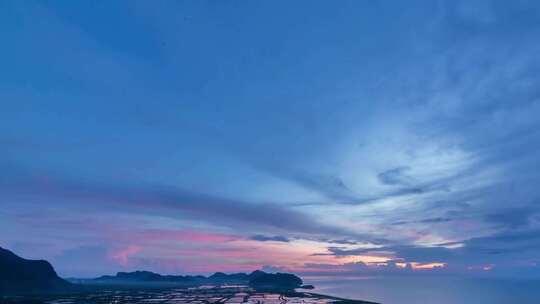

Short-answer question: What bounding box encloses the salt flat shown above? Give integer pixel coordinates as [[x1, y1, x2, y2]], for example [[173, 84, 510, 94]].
[[1, 286, 378, 304]]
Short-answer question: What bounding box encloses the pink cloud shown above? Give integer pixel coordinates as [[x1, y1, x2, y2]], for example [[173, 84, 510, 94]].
[[182, 263, 262, 273], [139, 229, 240, 243], [109, 245, 143, 266]]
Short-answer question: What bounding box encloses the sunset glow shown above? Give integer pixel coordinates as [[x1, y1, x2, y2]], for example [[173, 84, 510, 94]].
[[1, 1, 540, 284]]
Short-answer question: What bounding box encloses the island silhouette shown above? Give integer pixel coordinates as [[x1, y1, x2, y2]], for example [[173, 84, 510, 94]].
[[84, 269, 307, 291]]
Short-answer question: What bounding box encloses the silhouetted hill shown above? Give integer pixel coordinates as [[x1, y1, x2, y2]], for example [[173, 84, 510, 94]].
[[87, 269, 305, 291], [248, 272, 303, 291], [93, 270, 196, 283], [248, 270, 266, 280], [209, 272, 250, 281], [0, 246, 73, 295]]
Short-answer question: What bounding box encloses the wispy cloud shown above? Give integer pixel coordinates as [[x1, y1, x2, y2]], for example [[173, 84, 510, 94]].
[[2, 0, 540, 278], [0, 168, 369, 241], [250, 235, 290, 243], [108, 245, 143, 267]]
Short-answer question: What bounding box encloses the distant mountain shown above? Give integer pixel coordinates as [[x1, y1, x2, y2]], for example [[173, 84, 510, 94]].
[[248, 270, 266, 280], [93, 270, 197, 283], [248, 272, 303, 291], [0, 246, 73, 295], [91, 269, 266, 284], [208, 271, 249, 281], [88, 269, 304, 290]]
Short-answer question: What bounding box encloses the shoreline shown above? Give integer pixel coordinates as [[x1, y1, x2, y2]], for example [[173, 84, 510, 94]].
[[1, 285, 380, 304]]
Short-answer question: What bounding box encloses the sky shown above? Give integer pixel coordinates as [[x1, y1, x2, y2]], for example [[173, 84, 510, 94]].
[[1, 0, 540, 279]]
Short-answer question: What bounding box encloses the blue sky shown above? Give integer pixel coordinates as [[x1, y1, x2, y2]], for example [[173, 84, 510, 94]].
[[1, 0, 540, 278]]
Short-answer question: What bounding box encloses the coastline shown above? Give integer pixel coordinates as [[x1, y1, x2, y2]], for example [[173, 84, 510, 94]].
[[0, 285, 380, 304]]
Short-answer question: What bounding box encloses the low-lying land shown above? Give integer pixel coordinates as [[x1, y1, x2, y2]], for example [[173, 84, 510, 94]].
[[1, 286, 379, 304]]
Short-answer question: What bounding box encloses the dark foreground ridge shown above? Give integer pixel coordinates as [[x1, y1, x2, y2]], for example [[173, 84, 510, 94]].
[[0, 247, 73, 295]]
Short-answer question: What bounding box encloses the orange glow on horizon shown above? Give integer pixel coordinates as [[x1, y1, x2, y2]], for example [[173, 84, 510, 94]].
[[410, 262, 446, 269]]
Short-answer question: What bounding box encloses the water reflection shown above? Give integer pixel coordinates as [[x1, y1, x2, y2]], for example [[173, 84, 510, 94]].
[[305, 276, 540, 304]]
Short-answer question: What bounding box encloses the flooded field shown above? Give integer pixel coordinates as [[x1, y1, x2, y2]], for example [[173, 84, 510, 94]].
[[1, 286, 376, 304]]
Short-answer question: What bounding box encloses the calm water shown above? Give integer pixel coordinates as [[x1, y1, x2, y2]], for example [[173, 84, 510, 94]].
[[304, 276, 540, 304]]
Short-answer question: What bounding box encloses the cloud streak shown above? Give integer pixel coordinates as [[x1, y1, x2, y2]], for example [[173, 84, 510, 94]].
[[250, 235, 290, 243], [0, 168, 368, 242]]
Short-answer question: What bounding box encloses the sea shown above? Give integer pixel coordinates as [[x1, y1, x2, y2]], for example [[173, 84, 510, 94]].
[[304, 275, 540, 304]]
